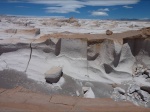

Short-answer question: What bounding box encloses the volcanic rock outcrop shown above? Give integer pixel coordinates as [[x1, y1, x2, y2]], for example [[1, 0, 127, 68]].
[[0, 16, 150, 107]]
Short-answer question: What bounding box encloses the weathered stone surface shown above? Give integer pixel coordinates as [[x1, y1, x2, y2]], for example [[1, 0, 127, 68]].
[[0, 16, 150, 108], [106, 30, 113, 35], [60, 38, 87, 58], [141, 27, 150, 36], [45, 67, 62, 84]]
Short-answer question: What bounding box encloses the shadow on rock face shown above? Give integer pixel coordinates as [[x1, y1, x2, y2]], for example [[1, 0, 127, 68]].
[[0, 69, 54, 94], [113, 51, 121, 68], [87, 53, 99, 61], [140, 86, 150, 94], [123, 38, 150, 56], [55, 39, 61, 56], [0, 69, 83, 96], [104, 64, 113, 74], [0, 44, 30, 55]]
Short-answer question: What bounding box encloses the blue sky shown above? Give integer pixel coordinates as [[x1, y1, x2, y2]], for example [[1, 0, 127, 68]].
[[0, 0, 150, 19]]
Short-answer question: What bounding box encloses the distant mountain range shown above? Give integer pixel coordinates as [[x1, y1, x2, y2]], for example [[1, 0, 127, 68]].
[[0, 15, 150, 22], [113, 18, 150, 22]]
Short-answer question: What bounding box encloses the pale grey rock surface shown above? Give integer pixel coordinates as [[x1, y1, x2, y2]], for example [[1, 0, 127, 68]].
[[0, 16, 150, 107], [45, 67, 62, 84]]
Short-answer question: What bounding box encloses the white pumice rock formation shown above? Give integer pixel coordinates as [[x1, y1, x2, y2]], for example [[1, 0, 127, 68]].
[[0, 16, 150, 107]]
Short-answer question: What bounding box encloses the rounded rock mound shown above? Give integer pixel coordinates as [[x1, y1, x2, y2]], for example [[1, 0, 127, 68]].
[[106, 30, 113, 35]]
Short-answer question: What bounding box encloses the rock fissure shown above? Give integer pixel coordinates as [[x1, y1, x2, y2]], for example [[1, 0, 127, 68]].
[[3, 60, 8, 69], [25, 43, 33, 72]]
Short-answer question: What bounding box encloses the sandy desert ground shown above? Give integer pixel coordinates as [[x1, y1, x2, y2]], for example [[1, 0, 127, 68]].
[[0, 16, 150, 111], [1, 87, 150, 112]]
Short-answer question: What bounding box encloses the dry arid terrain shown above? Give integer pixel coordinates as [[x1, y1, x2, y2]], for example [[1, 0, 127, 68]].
[[1, 87, 150, 112], [0, 16, 150, 111]]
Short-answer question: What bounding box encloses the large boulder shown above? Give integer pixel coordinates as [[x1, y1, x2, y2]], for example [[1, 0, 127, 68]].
[[106, 30, 113, 35], [45, 67, 63, 84]]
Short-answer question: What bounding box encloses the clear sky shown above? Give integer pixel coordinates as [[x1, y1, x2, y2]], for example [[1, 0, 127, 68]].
[[0, 0, 150, 19]]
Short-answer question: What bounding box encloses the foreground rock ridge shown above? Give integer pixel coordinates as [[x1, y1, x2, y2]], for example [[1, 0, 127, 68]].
[[0, 86, 150, 112], [0, 16, 150, 110]]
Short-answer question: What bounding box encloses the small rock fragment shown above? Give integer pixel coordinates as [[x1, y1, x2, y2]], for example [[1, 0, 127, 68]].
[[82, 87, 95, 98]]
